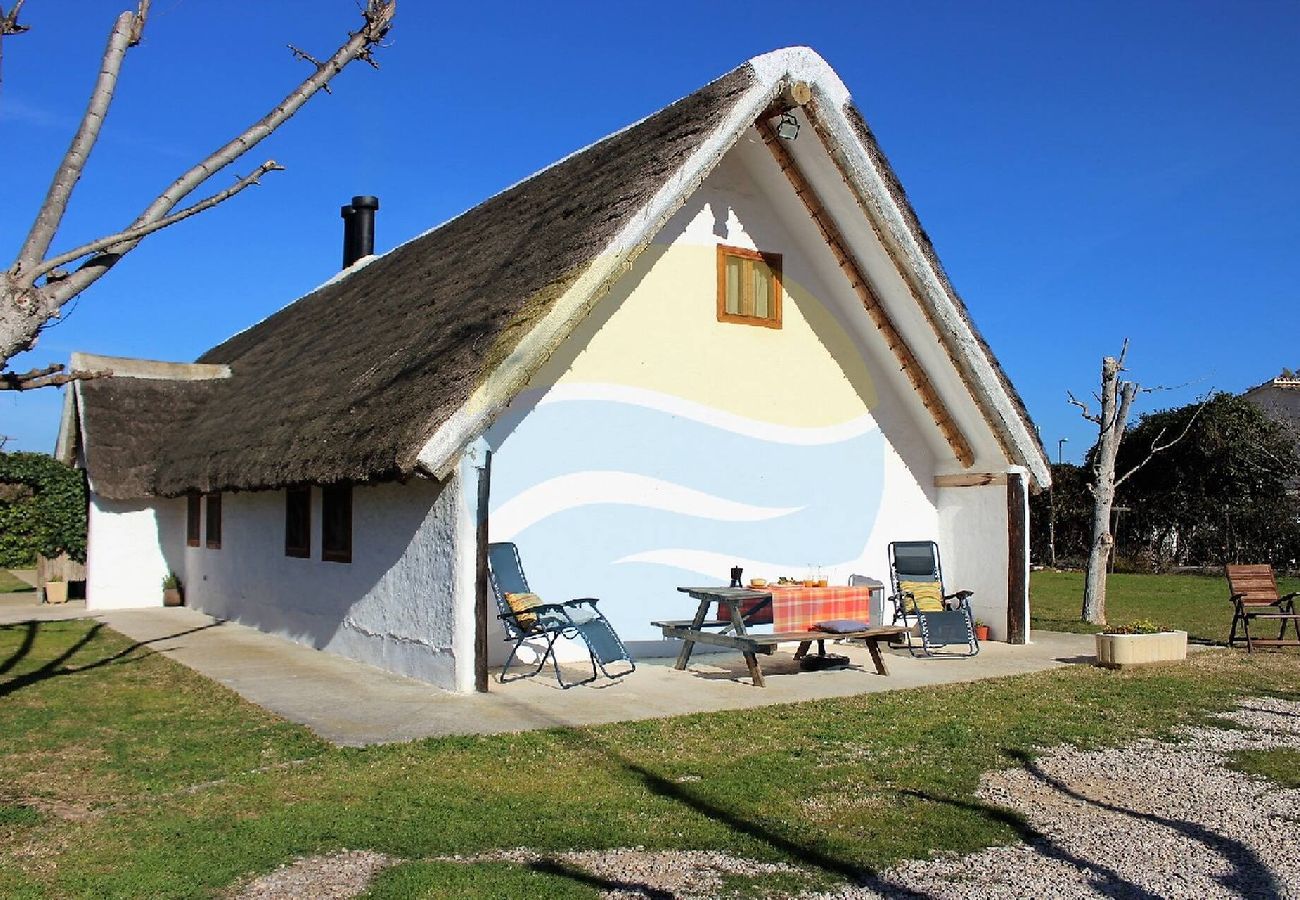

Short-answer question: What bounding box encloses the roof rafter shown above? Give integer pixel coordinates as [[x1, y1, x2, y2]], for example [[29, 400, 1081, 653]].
[[756, 114, 976, 469]]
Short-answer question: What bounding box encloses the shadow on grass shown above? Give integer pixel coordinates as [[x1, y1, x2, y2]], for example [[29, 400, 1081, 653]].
[[0, 621, 39, 677], [526, 859, 675, 899], [487, 688, 933, 898], [0, 620, 224, 700]]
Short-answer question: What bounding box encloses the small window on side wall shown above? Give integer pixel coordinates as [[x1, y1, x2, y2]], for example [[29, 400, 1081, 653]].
[[186, 493, 201, 547], [322, 483, 351, 563], [205, 492, 222, 549], [717, 244, 782, 328], [285, 486, 310, 558]]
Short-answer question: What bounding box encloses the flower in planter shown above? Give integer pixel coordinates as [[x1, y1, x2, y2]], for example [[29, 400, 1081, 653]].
[[1102, 619, 1166, 635]]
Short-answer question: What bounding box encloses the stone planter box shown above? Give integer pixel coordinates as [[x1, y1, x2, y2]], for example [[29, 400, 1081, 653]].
[[44, 581, 69, 604], [1095, 630, 1188, 669]]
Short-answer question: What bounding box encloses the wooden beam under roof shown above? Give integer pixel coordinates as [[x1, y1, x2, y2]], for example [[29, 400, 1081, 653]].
[[756, 116, 975, 469], [802, 100, 1025, 474]]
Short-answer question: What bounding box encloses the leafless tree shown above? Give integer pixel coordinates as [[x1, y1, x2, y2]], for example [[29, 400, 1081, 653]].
[[1068, 340, 1203, 624], [0, 0, 395, 390]]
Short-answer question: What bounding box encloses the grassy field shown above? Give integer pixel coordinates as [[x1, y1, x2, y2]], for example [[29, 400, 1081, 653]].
[[3, 619, 1300, 897], [1030, 570, 1300, 644], [0, 570, 35, 594]]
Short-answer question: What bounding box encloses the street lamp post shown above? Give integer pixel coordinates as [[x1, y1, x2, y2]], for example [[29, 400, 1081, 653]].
[[1049, 438, 1068, 568]]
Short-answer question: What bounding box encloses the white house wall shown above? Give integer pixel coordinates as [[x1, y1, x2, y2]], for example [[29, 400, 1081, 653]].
[[937, 483, 1014, 641], [485, 146, 951, 657], [182, 478, 461, 689], [85, 495, 186, 609]]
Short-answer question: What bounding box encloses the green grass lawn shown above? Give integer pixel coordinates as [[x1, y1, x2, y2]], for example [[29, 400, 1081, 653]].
[[1030, 570, 1300, 644], [0, 570, 36, 593], [3, 619, 1300, 898]]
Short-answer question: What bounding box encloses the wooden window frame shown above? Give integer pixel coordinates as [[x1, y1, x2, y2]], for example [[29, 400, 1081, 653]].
[[186, 493, 201, 548], [205, 492, 222, 550], [716, 244, 783, 329], [284, 486, 311, 559], [321, 483, 352, 564]]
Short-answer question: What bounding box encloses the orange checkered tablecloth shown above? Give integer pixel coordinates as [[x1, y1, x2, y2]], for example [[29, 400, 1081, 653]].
[[767, 585, 875, 633]]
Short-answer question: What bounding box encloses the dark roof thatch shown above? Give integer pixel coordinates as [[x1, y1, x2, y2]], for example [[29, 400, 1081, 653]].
[[78, 65, 755, 499], [78, 377, 222, 499]]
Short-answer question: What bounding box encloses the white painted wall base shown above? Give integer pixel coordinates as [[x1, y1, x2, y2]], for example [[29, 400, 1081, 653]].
[[85, 495, 185, 610]]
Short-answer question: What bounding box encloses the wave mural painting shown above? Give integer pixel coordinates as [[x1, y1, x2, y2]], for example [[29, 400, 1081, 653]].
[[487, 385, 885, 644]]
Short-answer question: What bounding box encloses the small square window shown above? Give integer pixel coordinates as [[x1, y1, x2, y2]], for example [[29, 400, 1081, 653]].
[[322, 484, 351, 563], [717, 244, 782, 328], [186, 493, 201, 547], [285, 486, 311, 558], [205, 492, 222, 550]]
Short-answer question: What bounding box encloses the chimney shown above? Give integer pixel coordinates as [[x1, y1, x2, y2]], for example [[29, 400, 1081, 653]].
[[340, 195, 379, 268]]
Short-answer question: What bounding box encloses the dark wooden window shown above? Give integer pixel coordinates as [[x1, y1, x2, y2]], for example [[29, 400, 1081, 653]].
[[322, 484, 352, 563], [717, 244, 782, 328], [285, 486, 311, 558], [186, 494, 201, 547], [205, 492, 222, 550]]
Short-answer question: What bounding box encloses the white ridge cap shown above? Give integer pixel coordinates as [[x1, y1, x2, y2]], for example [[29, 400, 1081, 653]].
[[748, 46, 851, 107]]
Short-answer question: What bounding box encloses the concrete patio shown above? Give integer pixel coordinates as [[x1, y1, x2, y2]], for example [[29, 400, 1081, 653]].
[[0, 599, 1108, 746]]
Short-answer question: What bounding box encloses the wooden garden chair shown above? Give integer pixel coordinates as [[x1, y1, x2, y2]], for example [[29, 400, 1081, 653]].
[[1226, 564, 1300, 652]]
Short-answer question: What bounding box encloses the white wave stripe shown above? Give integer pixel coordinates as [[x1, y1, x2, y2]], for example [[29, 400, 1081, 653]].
[[492, 471, 803, 540], [615, 548, 862, 582], [533, 383, 878, 446]]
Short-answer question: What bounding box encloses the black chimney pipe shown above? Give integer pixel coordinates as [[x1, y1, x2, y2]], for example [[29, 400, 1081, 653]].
[[340, 195, 379, 268]]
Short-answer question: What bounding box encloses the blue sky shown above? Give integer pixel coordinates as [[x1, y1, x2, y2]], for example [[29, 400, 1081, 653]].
[[2, 0, 1297, 464]]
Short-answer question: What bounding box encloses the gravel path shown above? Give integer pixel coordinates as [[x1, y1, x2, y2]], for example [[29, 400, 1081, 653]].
[[230, 696, 1300, 898], [822, 695, 1300, 900]]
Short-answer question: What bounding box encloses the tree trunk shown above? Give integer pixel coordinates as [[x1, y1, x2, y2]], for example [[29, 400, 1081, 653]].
[[1080, 355, 1137, 625]]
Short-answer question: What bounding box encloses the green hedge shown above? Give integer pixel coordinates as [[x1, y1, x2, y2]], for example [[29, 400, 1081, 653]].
[[0, 452, 87, 567]]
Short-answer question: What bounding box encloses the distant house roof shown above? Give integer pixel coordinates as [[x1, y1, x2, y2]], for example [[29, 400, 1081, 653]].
[[65, 47, 1050, 500], [1243, 377, 1300, 437]]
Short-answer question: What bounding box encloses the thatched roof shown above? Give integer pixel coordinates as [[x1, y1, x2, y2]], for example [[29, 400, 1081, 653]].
[[69, 47, 1050, 500]]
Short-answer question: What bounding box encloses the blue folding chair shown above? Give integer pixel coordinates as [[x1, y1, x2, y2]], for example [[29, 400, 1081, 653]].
[[487, 542, 635, 688], [887, 541, 979, 657]]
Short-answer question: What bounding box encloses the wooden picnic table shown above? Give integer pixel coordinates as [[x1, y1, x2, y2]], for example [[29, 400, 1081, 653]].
[[652, 585, 907, 687]]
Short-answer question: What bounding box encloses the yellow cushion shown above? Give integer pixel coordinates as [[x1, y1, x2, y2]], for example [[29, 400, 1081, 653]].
[[505, 592, 543, 631], [900, 580, 945, 612]]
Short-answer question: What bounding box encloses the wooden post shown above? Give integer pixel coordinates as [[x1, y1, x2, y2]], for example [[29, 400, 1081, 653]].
[[1007, 471, 1028, 644], [473, 449, 492, 693]]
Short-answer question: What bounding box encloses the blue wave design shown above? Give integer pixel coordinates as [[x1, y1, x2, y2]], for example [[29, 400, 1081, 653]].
[[486, 398, 884, 644]]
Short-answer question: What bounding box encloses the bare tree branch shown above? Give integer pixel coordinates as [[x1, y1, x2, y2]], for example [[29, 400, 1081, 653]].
[[0, 362, 109, 391], [1067, 390, 1101, 425], [35, 161, 283, 282], [14, 3, 149, 273], [48, 0, 395, 303], [0, 1, 395, 375], [1114, 396, 1209, 488], [0, 0, 31, 89], [287, 43, 332, 93]]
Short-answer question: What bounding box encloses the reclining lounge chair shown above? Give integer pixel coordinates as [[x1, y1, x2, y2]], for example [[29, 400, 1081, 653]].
[[487, 542, 635, 688], [887, 540, 979, 657]]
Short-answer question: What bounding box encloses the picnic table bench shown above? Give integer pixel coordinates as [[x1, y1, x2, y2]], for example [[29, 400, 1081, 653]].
[[653, 585, 907, 687]]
